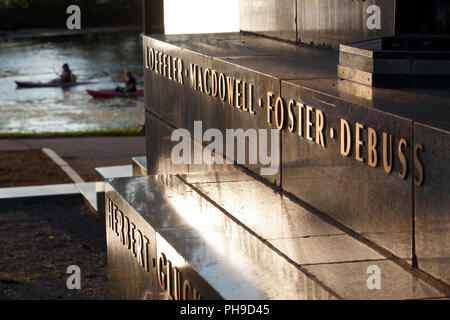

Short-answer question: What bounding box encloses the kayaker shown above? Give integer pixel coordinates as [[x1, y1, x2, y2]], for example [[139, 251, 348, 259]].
[[115, 70, 137, 92], [60, 64, 72, 81], [52, 64, 75, 83]]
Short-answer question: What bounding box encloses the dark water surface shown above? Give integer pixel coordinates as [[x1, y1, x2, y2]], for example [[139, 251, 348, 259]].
[[0, 31, 144, 133]]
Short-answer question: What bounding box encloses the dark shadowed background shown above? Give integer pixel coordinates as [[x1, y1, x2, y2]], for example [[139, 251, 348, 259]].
[[0, 0, 142, 30]]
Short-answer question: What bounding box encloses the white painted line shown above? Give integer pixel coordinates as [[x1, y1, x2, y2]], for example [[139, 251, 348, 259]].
[[41, 148, 69, 167], [0, 184, 79, 200], [42, 147, 84, 183], [61, 166, 84, 184]]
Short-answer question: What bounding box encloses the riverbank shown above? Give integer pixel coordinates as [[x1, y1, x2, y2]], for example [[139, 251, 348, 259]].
[[0, 126, 144, 139], [0, 25, 141, 41]]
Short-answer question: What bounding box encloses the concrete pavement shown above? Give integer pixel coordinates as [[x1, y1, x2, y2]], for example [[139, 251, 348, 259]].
[[0, 136, 146, 181]]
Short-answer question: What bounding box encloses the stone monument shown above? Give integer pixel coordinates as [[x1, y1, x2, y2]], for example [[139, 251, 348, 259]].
[[104, 0, 450, 300]]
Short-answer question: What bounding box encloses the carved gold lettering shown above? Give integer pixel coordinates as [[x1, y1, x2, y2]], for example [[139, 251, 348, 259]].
[[158, 253, 167, 290], [162, 54, 168, 77], [107, 198, 113, 228], [144, 47, 149, 70], [167, 56, 172, 80], [136, 229, 143, 267], [248, 84, 255, 115], [227, 77, 235, 107], [315, 109, 325, 148], [382, 133, 393, 174], [167, 259, 174, 300], [267, 92, 274, 124], [211, 70, 218, 97], [235, 79, 242, 109], [414, 144, 424, 186], [173, 267, 181, 300], [219, 73, 226, 102], [297, 103, 305, 137], [157, 252, 202, 300], [242, 82, 248, 112], [113, 204, 119, 235], [197, 65, 203, 93], [190, 64, 197, 90], [123, 216, 130, 249], [204, 68, 211, 95], [158, 51, 163, 75], [275, 96, 285, 130], [355, 122, 364, 162], [288, 100, 295, 132], [172, 57, 177, 81], [177, 59, 183, 84], [368, 127, 378, 167], [143, 236, 150, 272], [117, 209, 124, 244], [398, 138, 408, 179], [154, 50, 159, 74], [182, 279, 192, 300], [340, 119, 351, 156], [149, 48, 155, 70], [106, 200, 153, 273], [130, 223, 137, 257], [306, 106, 314, 141], [144, 47, 149, 69], [193, 289, 201, 300]]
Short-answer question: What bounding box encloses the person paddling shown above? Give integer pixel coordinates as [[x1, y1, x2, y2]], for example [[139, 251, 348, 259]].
[[52, 64, 76, 83], [115, 70, 136, 92], [60, 64, 74, 82]]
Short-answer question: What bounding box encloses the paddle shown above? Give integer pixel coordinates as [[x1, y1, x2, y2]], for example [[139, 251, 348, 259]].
[[53, 67, 62, 77], [53, 66, 78, 82], [101, 71, 121, 87]]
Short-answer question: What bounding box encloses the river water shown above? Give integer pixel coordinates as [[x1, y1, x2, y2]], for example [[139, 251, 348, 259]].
[[0, 31, 144, 133]]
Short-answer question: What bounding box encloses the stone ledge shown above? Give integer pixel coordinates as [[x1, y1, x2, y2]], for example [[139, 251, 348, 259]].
[[142, 32, 450, 290], [105, 174, 447, 299]]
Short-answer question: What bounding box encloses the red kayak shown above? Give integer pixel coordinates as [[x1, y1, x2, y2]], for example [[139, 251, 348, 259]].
[[87, 89, 144, 99], [16, 80, 97, 88]]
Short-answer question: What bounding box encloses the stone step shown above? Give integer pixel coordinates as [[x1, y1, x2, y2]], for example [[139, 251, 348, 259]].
[[105, 173, 446, 299], [142, 32, 450, 288]]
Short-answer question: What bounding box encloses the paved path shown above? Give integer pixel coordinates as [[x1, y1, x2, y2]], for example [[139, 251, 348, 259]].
[[0, 136, 142, 299], [0, 136, 146, 181]]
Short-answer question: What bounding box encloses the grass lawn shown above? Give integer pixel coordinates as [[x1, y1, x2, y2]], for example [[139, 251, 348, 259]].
[[0, 127, 144, 139]]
